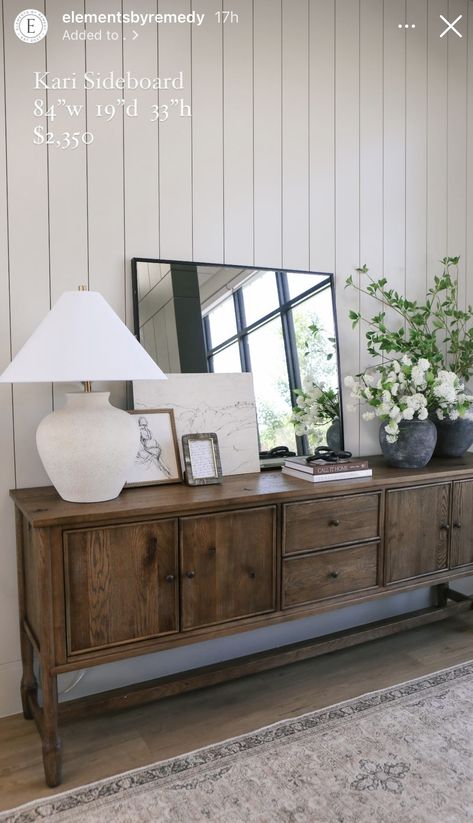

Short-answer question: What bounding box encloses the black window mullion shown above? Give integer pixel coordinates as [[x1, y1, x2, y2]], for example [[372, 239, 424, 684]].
[[203, 315, 214, 372], [234, 290, 251, 372], [276, 272, 301, 402], [277, 271, 308, 456]]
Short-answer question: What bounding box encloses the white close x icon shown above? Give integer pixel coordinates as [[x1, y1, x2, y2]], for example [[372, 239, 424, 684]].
[[440, 14, 463, 38]]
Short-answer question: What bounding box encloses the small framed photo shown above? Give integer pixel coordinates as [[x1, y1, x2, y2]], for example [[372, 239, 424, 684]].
[[182, 433, 223, 486], [127, 409, 182, 487]]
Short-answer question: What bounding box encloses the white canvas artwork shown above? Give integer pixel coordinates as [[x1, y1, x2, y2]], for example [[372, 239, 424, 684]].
[[133, 373, 260, 476]]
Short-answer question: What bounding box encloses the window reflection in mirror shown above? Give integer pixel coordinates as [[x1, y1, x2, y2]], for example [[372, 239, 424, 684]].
[[132, 260, 343, 456]]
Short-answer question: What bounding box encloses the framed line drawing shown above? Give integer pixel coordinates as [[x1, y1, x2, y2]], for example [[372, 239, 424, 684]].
[[182, 432, 223, 486], [126, 409, 182, 486]]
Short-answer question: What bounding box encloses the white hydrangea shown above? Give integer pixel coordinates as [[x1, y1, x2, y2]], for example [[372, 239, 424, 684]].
[[385, 420, 398, 435], [411, 364, 428, 387], [379, 403, 392, 417]]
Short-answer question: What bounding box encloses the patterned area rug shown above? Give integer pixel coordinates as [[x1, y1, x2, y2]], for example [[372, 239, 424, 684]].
[[2, 660, 473, 823]]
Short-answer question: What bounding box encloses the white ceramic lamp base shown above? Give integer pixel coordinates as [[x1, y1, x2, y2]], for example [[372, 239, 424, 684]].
[[36, 392, 139, 503]]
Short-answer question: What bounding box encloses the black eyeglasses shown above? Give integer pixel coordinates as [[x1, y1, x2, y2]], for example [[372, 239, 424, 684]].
[[306, 447, 352, 464]]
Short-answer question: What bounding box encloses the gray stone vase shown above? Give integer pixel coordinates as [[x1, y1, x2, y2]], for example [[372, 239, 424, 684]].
[[432, 416, 473, 458], [326, 418, 342, 450], [379, 419, 437, 469]]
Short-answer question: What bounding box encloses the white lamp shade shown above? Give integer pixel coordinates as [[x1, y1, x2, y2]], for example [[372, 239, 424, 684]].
[[0, 290, 166, 383]]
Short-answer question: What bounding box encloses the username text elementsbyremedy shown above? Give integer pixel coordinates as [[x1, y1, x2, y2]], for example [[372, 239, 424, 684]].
[[63, 11, 205, 26]]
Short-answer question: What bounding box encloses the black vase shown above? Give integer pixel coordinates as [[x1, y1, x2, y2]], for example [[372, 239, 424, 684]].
[[432, 416, 473, 458], [379, 419, 437, 469]]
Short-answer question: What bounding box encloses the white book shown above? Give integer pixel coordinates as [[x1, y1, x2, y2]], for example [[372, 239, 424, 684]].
[[282, 466, 372, 483]]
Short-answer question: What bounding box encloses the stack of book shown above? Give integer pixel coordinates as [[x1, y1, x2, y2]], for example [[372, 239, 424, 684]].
[[282, 456, 372, 483]]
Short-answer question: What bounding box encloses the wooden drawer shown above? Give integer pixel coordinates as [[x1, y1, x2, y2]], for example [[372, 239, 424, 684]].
[[283, 542, 380, 608], [283, 493, 380, 554]]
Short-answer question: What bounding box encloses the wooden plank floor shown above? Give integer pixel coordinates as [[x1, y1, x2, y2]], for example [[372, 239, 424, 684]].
[[1, 612, 473, 813]]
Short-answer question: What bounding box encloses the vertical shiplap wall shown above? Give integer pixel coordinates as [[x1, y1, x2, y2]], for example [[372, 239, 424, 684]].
[[0, 0, 472, 715]]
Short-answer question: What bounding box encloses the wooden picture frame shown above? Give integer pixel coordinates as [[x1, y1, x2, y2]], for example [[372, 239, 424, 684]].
[[182, 432, 223, 486], [126, 409, 182, 486]]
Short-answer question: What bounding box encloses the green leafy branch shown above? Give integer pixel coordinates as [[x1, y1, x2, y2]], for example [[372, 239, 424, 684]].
[[345, 257, 473, 381]]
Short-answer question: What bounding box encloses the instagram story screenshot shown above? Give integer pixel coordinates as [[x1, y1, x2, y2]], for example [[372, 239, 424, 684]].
[[0, 2, 473, 821]]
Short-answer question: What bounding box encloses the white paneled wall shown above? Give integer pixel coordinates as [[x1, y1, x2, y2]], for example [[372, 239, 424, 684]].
[[0, 0, 472, 715]]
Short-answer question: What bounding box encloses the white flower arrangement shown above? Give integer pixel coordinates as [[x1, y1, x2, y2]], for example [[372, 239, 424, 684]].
[[432, 370, 473, 422], [291, 382, 339, 435], [345, 358, 473, 443]]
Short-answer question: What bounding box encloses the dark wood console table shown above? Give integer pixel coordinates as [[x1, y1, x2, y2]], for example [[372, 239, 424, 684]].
[[11, 455, 473, 786]]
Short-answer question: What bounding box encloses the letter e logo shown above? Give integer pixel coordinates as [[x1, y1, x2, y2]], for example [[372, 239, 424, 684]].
[[14, 9, 48, 43]]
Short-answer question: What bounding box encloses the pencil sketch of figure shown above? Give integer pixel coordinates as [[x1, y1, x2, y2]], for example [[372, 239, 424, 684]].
[[136, 416, 172, 478]]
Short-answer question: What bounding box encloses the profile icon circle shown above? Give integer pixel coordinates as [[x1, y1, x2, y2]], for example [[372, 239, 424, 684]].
[[14, 9, 48, 43]]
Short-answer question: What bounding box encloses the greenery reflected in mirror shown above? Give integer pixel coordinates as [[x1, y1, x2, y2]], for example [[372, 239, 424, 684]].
[[132, 259, 343, 456]]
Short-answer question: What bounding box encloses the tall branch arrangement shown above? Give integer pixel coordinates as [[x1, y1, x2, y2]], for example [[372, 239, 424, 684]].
[[346, 256, 473, 382], [344, 257, 473, 442]]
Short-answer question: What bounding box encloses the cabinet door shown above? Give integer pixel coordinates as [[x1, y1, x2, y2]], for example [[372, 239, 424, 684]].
[[180, 507, 276, 630], [451, 480, 473, 568], [385, 484, 450, 584], [64, 520, 178, 654]]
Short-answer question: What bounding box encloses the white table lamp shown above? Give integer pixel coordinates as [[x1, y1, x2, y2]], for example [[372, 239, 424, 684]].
[[0, 288, 166, 503]]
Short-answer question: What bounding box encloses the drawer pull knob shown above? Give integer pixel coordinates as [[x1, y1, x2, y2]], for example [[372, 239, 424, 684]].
[[186, 570, 196, 579], [330, 519, 340, 527], [249, 570, 256, 579], [208, 546, 216, 555], [165, 574, 175, 583], [453, 521, 462, 529], [440, 523, 450, 531], [329, 571, 339, 579]]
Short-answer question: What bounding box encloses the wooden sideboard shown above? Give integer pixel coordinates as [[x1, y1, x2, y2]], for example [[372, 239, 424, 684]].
[[11, 455, 473, 786]]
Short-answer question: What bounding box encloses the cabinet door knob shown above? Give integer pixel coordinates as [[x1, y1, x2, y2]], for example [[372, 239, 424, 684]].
[[330, 519, 340, 527], [186, 570, 196, 579], [440, 523, 450, 531], [165, 574, 175, 583], [329, 570, 339, 579], [208, 546, 216, 555], [249, 570, 256, 579], [453, 521, 462, 529]]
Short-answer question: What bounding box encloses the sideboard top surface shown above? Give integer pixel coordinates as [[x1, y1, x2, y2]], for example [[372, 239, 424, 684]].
[[10, 454, 473, 528]]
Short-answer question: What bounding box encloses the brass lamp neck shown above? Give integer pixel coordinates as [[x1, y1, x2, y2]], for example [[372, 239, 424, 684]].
[[79, 287, 91, 391]]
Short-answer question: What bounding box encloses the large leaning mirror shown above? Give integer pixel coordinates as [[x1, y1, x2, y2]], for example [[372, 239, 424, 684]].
[[132, 259, 344, 459]]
